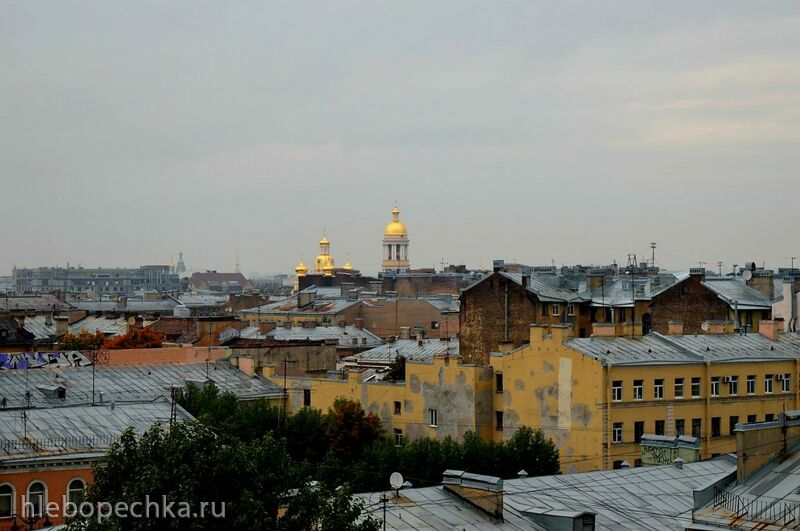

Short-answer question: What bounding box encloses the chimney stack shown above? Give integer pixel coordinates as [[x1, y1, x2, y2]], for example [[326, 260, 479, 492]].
[[54, 316, 68, 337], [442, 470, 504, 519], [759, 320, 781, 341], [668, 320, 684, 336], [354, 317, 364, 330], [747, 270, 775, 299]]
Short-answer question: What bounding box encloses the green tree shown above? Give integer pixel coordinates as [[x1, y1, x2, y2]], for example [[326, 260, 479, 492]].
[[324, 397, 384, 462], [68, 422, 378, 531], [501, 426, 560, 477], [384, 355, 406, 382]]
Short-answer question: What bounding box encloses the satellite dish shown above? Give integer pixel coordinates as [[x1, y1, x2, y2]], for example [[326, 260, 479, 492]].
[[127, 316, 136, 325], [701, 322, 710, 332], [389, 472, 404, 490], [743, 270, 753, 281]]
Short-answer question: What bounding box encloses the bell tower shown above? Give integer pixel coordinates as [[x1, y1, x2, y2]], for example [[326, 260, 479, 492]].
[[381, 206, 410, 273]]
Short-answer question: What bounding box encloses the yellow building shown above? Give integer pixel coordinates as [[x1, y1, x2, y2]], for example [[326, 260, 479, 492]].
[[382, 206, 410, 273], [270, 313, 800, 474], [490, 320, 800, 472], [278, 355, 495, 444]]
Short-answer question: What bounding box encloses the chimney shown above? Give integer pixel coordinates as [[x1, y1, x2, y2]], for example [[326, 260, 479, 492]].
[[591, 322, 617, 337], [549, 323, 574, 343], [521, 274, 530, 288], [301, 320, 316, 329], [674, 457, 684, 470], [492, 259, 505, 273], [498, 340, 513, 353], [54, 316, 68, 337], [668, 320, 684, 336], [747, 270, 775, 299], [354, 317, 364, 330], [442, 470, 503, 519], [399, 326, 410, 340], [283, 320, 292, 329], [529, 324, 548, 344], [620, 322, 641, 337], [702, 320, 725, 334], [45, 313, 53, 326], [586, 269, 605, 292], [689, 267, 706, 279], [759, 320, 781, 341]]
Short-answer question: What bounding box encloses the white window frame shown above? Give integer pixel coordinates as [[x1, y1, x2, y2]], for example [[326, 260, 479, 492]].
[[746, 375, 756, 395], [566, 304, 576, 316], [765, 374, 774, 394], [728, 376, 739, 396], [710, 377, 720, 397], [67, 478, 86, 505], [782, 374, 791, 394], [552, 304, 561, 316], [674, 378, 684, 399], [26, 481, 47, 517], [429, 408, 438, 428], [654, 379, 664, 400], [612, 381, 622, 402], [0, 483, 14, 519], [612, 422, 623, 443], [394, 429, 403, 446], [691, 377, 701, 398], [633, 380, 643, 401]]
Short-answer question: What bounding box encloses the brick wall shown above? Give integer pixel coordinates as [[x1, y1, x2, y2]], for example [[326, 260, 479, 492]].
[[647, 275, 730, 335]]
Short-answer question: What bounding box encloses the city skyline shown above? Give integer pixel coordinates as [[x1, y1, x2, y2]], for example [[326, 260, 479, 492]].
[[2, 2, 799, 275]]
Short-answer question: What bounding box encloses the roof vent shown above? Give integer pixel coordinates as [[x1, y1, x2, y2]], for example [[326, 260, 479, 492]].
[[620, 461, 630, 468], [674, 457, 684, 470]]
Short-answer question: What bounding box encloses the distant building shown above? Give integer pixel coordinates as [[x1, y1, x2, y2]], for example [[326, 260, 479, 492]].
[[175, 251, 187, 276], [12, 265, 179, 295], [188, 271, 254, 293], [382, 205, 410, 273]]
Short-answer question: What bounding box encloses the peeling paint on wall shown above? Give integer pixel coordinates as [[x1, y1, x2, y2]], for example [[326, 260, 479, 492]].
[[558, 357, 572, 430]]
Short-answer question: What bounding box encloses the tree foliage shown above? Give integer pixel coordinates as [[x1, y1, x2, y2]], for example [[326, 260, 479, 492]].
[[383, 354, 406, 382], [60, 330, 106, 351], [104, 327, 164, 349], [68, 422, 380, 531]]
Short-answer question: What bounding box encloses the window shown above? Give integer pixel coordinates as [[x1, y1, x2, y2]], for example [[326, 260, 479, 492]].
[[633, 380, 643, 401], [655, 420, 665, 436], [692, 418, 702, 438], [619, 308, 626, 322], [728, 376, 739, 396], [552, 304, 561, 316], [654, 379, 664, 400], [634, 421, 644, 443], [747, 375, 756, 395], [612, 422, 623, 443], [729, 416, 739, 435], [26, 482, 46, 517], [711, 417, 721, 438], [303, 389, 311, 407], [612, 381, 622, 402], [495, 411, 504, 431], [394, 429, 404, 446], [541, 303, 549, 316], [766, 413, 775, 422], [393, 401, 401, 415], [765, 374, 774, 394], [567, 304, 576, 316], [0, 484, 13, 518], [747, 414, 757, 423], [675, 419, 685, 436], [691, 377, 701, 398], [613, 460, 624, 469], [710, 377, 720, 397], [674, 378, 684, 399], [781, 374, 791, 393], [429, 408, 438, 427], [495, 373, 504, 393], [67, 479, 85, 505]]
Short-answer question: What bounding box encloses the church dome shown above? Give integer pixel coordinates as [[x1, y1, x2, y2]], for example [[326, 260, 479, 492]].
[[342, 259, 354, 271], [294, 260, 308, 276], [384, 206, 408, 238]]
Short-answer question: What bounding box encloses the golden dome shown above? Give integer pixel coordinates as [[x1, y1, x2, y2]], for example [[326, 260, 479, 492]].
[[384, 206, 408, 238], [322, 263, 334, 277], [342, 259, 354, 271], [320, 235, 330, 246], [294, 260, 308, 276]]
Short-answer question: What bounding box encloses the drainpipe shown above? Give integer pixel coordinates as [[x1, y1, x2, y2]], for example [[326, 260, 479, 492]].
[[734, 301, 739, 333], [504, 283, 509, 342]]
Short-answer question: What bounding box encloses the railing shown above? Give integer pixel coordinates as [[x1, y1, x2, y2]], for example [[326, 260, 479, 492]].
[[713, 486, 800, 526], [0, 434, 118, 453]]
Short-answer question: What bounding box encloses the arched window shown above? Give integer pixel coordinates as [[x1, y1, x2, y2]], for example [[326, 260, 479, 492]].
[[67, 479, 86, 505], [0, 483, 14, 518], [26, 482, 46, 517]]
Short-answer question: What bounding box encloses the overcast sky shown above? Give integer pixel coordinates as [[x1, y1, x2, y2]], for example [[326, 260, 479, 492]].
[[2, 1, 799, 277]]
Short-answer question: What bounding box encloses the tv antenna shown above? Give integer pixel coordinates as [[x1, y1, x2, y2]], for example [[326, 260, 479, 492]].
[[650, 242, 656, 267]]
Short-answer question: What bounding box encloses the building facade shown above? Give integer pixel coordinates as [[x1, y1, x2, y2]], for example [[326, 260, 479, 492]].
[[12, 266, 179, 295]]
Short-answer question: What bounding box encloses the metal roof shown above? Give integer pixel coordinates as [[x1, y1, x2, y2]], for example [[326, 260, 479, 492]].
[[0, 360, 283, 408], [252, 325, 382, 348], [344, 338, 459, 366], [359, 458, 735, 530], [23, 315, 155, 339], [0, 397, 192, 459], [0, 295, 72, 312], [701, 277, 774, 309], [69, 299, 178, 313], [241, 297, 360, 316], [566, 331, 800, 365]]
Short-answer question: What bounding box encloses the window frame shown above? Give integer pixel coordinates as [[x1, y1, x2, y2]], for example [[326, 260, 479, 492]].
[[728, 375, 739, 396], [612, 422, 623, 443], [765, 374, 774, 394], [393, 401, 402, 415], [67, 478, 86, 505], [711, 417, 721, 438], [710, 377, 720, 397], [429, 408, 438, 428], [26, 481, 47, 517], [303, 388, 311, 407], [746, 375, 756, 395], [551, 303, 561, 316], [654, 379, 664, 400], [674, 378, 684, 399], [781, 374, 791, 393], [612, 380, 622, 402], [495, 373, 504, 394], [633, 380, 643, 401], [495, 411, 504, 431], [0, 483, 14, 519], [691, 377, 701, 398], [393, 428, 404, 446]]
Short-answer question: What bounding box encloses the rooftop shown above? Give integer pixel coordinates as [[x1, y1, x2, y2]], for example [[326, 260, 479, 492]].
[[344, 338, 459, 366]]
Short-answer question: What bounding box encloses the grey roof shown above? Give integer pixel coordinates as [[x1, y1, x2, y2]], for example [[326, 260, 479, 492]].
[[173, 293, 230, 308], [0, 360, 283, 408], [241, 324, 382, 348], [241, 297, 360, 317], [23, 315, 156, 339], [566, 331, 800, 365], [0, 295, 72, 312], [22, 316, 56, 339], [69, 299, 178, 313], [0, 397, 192, 459], [344, 338, 459, 366], [701, 277, 774, 309], [360, 458, 736, 530]]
